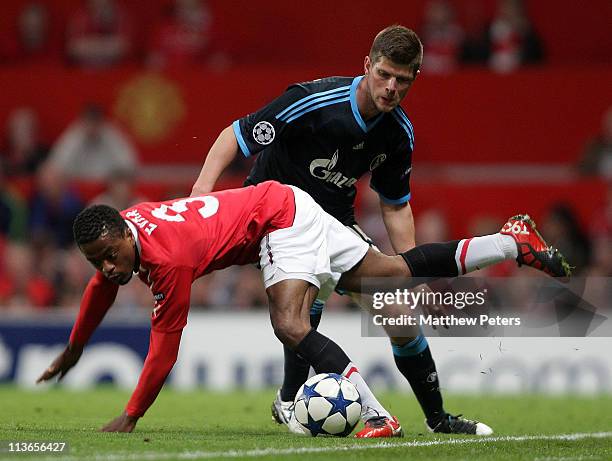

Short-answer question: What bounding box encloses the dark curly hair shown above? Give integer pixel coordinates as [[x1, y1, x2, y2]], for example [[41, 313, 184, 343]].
[[73, 204, 127, 246]]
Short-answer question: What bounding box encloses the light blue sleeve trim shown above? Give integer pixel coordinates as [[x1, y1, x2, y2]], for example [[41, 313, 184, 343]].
[[232, 120, 251, 157], [371, 184, 412, 204], [380, 193, 411, 205]]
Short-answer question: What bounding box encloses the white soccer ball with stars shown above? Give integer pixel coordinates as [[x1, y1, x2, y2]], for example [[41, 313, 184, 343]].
[[293, 373, 362, 437]]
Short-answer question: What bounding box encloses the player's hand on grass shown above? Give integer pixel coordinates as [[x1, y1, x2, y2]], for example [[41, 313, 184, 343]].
[[36, 342, 83, 383], [100, 412, 139, 433]]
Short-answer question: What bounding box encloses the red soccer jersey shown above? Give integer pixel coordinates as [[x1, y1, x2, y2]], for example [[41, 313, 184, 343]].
[[124, 180, 295, 332], [69, 181, 295, 417]]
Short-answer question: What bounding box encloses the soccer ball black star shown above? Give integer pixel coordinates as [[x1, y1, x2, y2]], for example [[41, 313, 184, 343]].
[[293, 373, 362, 437]]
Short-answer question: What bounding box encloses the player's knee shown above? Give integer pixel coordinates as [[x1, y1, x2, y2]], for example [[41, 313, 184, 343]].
[[390, 254, 412, 277], [271, 316, 309, 348]]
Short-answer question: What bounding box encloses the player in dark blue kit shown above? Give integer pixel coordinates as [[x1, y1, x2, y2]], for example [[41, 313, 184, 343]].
[[192, 25, 491, 437]]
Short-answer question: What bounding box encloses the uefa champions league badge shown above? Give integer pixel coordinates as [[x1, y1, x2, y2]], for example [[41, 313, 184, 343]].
[[253, 121, 275, 145]]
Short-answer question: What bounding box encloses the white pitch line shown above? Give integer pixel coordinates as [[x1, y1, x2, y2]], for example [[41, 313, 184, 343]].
[[534, 457, 604, 461], [3, 432, 611, 461]]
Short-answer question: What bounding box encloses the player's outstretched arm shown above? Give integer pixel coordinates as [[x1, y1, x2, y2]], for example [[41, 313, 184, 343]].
[[103, 267, 192, 432], [191, 125, 239, 196], [101, 329, 182, 433], [36, 272, 118, 384]]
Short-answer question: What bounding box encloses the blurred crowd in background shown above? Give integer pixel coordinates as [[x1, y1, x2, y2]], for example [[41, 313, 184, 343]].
[[1, 0, 546, 72], [0, 0, 611, 312]]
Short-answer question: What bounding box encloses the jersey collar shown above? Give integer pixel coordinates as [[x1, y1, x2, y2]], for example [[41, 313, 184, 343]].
[[125, 219, 142, 274], [350, 76, 384, 133]]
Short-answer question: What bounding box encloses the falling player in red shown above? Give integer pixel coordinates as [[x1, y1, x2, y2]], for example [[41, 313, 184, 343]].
[[37, 180, 569, 433]]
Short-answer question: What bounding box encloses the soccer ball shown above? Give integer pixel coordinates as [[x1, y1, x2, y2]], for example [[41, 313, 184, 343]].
[[293, 373, 362, 437]]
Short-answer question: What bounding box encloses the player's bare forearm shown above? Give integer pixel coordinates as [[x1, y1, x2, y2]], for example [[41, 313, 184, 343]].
[[380, 200, 416, 253], [191, 125, 240, 196]]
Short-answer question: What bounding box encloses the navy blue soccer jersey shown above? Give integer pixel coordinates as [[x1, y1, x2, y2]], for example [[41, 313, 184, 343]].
[[233, 76, 415, 225]]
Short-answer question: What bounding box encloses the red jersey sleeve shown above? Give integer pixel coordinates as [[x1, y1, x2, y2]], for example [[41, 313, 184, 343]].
[[124, 266, 192, 417], [69, 271, 119, 347], [125, 329, 182, 417], [149, 266, 193, 333]]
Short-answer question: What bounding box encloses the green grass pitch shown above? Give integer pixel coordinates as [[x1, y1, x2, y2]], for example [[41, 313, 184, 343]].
[[0, 386, 610, 461]]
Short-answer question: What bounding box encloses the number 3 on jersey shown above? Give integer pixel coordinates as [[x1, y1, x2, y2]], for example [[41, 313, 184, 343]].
[[151, 196, 219, 222]]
